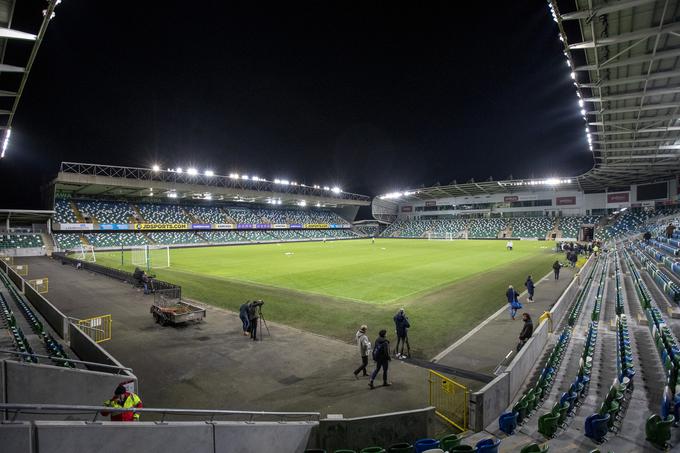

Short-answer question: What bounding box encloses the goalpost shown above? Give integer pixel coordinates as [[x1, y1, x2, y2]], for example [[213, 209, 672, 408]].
[[78, 245, 96, 263], [131, 245, 170, 271], [427, 232, 455, 240]]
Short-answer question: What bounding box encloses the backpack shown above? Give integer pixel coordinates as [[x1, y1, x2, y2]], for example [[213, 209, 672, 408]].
[[372, 341, 385, 361]]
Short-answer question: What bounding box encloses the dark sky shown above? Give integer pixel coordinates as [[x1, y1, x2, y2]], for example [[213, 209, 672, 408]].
[[0, 0, 593, 211]]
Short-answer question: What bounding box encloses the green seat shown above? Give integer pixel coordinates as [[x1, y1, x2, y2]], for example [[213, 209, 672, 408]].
[[645, 414, 674, 449], [334, 451, 357, 453], [514, 399, 528, 423], [520, 443, 549, 453], [556, 401, 569, 425], [440, 434, 460, 451], [449, 446, 474, 452], [525, 390, 537, 412], [360, 448, 385, 453], [386, 443, 412, 453], [538, 412, 560, 438]]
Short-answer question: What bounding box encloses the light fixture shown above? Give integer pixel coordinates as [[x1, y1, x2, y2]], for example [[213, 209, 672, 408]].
[[205, 170, 214, 177], [152, 164, 160, 172], [331, 186, 341, 194], [187, 168, 198, 175], [176, 167, 183, 173], [229, 173, 239, 179]]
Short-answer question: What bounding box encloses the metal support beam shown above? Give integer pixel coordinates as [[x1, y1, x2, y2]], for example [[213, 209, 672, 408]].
[[0, 28, 36, 41], [584, 86, 680, 102], [569, 22, 680, 49], [560, 0, 656, 20]]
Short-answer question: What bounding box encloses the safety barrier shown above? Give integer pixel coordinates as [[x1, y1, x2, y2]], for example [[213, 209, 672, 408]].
[[10, 264, 29, 276], [27, 277, 49, 294], [428, 369, 468, 430], [76, 314, 112, 343]]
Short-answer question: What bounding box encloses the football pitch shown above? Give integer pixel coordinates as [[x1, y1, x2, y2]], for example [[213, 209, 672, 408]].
[[95, 239, 560, 358]]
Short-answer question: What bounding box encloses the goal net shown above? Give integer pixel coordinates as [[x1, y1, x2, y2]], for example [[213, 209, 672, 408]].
[[131, 245, 170, 270], [78, 245, 96, 262], [427, 232, 455, 240]]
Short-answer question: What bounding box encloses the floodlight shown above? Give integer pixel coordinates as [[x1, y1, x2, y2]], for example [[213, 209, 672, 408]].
[[570, 72, 576, 80], [205, 170, 214, 177], [316, 202, 321, 207], [274, 178, 281, 184], [251, 176, 260, 181], [580, 109, 586, 116], [167, 192, 178, 198], [331, 187, 341, 194], [323, 186, 330, 191], [299, 200, 307, 206], [187, 168, 198, 175], [578, 99, 584, 108], [241, 175, 249, 180], [176, 167, 183, 173], [229, 173, 239, 179], [205, 193, 212, 200], [281, 179, 290, 185], [152, 164, 160, 172]]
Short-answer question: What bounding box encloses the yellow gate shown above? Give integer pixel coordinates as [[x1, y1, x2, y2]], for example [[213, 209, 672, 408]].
[[0, 256, 13, 265], [77, 315, 112, 343], [28, 278, 49, 294], [428, 369, 469, 431], [11, 264, 28, 276]]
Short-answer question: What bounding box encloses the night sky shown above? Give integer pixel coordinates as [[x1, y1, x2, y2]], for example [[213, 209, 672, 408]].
[[0, 0, 593, 213]]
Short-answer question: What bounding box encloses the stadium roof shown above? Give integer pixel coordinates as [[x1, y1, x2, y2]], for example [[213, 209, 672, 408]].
[[555, 0, 680, 189], [0, 208, 54, 224], [50, 162, 371, 207], [0, 0, 60, 158], [378, 0, 680, 201]]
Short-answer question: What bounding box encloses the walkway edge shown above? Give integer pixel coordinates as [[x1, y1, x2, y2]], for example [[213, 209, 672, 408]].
[[431, 269, 553, 363]]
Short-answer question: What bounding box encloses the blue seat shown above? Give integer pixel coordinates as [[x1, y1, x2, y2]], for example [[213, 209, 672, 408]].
[[498, 411, 518, 435], [585, 413, 610, 442], [475, 438, 500, 453]]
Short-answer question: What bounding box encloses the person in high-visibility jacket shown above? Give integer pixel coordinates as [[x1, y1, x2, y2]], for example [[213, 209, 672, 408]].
[[101, 384, 143, 421]]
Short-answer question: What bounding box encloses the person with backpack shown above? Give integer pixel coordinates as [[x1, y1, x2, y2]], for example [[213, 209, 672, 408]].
[[393, 308, 411, 358], [369, 329, 391, 389], [353, 325, 371, 379], [238, 301, 250, 336], [553, 260, 561, 280], [506, 285, 521, 320]]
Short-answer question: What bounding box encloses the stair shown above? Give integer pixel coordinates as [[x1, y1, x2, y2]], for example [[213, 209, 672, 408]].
[[131, 205, 145, 222], [143, 232, 155, 244], [79, 235, 90, 246], [41, 233, 55, 256], [183, 208, 199, 223], [69, 201, 85, 223]]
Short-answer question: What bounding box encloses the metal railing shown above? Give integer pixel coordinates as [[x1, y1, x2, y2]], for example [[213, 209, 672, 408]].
[[72, 315, 112, 343], [0, 403, 320, 423], [0, 349, 132, 374], [427, 369, 468, 431]]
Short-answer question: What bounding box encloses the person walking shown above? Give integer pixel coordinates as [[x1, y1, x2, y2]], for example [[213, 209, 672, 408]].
[[517, 313, 534, 352], [247, 300, 265, 341], [353, 325, 371, 378], [101, 383, 143, 421], [238, 301, 250, 336], [369, 329, 392, 389], [393, 308, 411, 358], [525, 276, 535, 302], [506, 285, 520, 320], [666, 223, 676, 239], [553, 260, 561, 280]]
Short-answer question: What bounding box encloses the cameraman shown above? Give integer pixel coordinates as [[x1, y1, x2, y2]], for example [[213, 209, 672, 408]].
[[247, 300, 265, 341]]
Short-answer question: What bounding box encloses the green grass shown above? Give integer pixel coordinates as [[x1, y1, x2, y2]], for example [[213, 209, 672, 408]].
[[95, 239, 559, 358]]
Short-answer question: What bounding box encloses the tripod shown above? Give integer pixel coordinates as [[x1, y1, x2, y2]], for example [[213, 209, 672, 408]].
[[258, 306, 271, 340]]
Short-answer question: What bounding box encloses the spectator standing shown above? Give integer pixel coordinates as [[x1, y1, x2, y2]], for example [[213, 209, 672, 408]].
[[553, 260, 561, 280], [238, 301, 250, 336], [506, 285, 520, 320], [506, 240, 513, 251], [247, 300, 264, 341], [525, 276, 535, 302], [101, 384, 143, 421], [666, 223, 676, 239], [369, 329, 392, 389], [643, 231, 652, 243], [353, 325, 371, 378], [393, 308, 411, 358], [517, 313, 534, 352]]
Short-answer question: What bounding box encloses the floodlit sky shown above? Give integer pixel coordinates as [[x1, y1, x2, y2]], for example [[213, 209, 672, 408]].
[[0, 0, 593, 212]]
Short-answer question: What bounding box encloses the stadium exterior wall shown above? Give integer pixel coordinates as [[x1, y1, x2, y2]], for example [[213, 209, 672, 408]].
[[1, 420, 317, 453], [469, 255, 594, 431]]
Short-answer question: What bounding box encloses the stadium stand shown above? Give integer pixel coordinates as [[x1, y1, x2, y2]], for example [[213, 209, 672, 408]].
[[558, 216, 600, 240], [186, 206, 227, 223], [0, 234, 43, 249], [353, 224, 379, 237], [52, 233, 84, 250], [136, 203, 191, 223], [0, 292, 37, 363], [84, 232, 148, 247], [54, 198, 77, 223], [511, 217, 554, 239], [199, 231, 250, 243], [147, 232, 205, 245], [76, 199, 133, 223], [468, 218, 508, 238], [224, 208, 264, 224]]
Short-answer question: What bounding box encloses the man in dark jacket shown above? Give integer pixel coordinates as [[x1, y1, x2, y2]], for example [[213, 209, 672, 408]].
[[525, 276, 535, 302], [666, 224, 676, 239], [517, 313, 533, 352], [369, 329, 391, 389], [393, 308, 411, 358], [239, 301, 250, 336], [506, 285, 520, 320], [553, 260, 561, 280], [247, 300, 264, 341]]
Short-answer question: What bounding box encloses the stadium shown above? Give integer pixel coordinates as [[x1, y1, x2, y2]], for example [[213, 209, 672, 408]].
[[2, 1, 680, 452]]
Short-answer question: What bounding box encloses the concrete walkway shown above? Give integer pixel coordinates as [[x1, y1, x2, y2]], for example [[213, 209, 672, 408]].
[[20, 256, 444, 419], [433, 267, 576, 376]]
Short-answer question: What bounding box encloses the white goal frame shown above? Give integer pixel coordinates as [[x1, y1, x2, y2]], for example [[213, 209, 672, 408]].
[[427, 232, 455, 240], [78, 245, 96, 262], [131, 245, 170, 271]]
